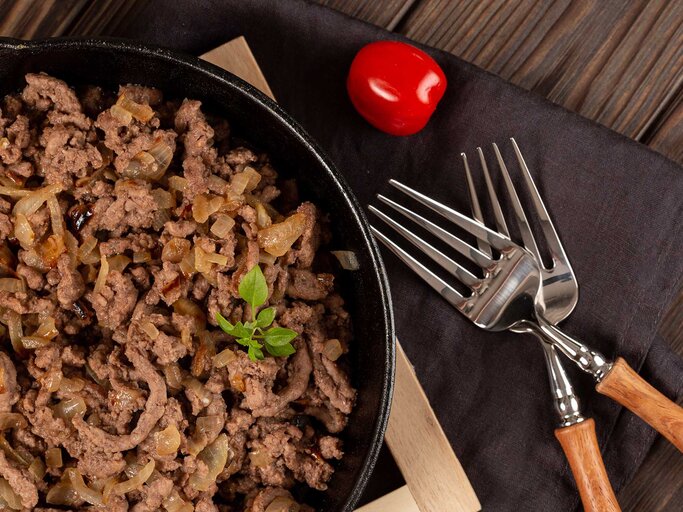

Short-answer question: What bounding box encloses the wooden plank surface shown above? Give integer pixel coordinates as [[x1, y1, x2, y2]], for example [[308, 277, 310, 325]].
[[64, 0, 142, 36], [646, 94, 683, 164], [0, 0, 87, 38], [400, 0, 683, 142], [1, 1, 681, 510]]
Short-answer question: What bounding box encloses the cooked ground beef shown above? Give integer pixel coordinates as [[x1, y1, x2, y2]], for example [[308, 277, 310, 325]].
[[0, 73, 355, 511]]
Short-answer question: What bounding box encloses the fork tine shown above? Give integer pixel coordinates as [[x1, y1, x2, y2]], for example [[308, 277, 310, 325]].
[[461, 153, 492, 257], [376, 194, 494, 269], [369, 225, 466, 309], [510, 138, 569, 265], [477, 147, 510, 238], [369, 205, 480, 287], [387, 180, 512, 252], [492, 143, 543, 263]]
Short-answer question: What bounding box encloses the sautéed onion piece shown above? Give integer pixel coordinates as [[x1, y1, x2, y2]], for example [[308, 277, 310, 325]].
[[155, 425, 181, 456], [331, 250, 360, 270], [0, 477, 22, 510], [0, 278, 24, 294], [0, 413, 27, 431], [257, 212, 307, 257], [116, 93, 154, 122], [46, 447, 63, 468], [265, 497, 302, 512], [189, 434, 230, 491], [112, 460, 155, 495]]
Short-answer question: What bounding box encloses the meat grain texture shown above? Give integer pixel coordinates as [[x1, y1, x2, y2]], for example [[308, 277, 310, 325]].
[[0, 73, 356, 511]]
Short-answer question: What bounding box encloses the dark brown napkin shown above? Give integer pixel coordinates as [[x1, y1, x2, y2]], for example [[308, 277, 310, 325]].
[[109, 0, 683, 510]]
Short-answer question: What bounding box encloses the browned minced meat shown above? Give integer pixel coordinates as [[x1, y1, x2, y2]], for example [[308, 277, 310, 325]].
[[0, 450, 39, 508], [0, 73, 355, 510], [0, 352, 19, 412]]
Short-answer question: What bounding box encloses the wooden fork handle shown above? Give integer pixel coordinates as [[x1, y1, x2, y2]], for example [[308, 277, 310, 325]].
[[555, 419, 621, 512], [596, 358, 683, 451]]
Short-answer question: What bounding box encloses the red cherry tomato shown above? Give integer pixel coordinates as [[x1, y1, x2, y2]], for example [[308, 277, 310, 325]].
[[347, 41, 447, 136]]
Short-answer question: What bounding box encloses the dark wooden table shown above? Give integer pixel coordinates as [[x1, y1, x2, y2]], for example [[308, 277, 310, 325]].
[[1, 1, 681, 510]]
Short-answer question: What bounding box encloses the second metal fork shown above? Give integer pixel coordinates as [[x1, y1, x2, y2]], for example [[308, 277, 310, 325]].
[[461, 141, 584, 429]]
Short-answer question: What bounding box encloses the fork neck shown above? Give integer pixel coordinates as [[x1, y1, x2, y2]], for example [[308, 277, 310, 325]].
[[538, 342, 585, 427], [523, 317, 613, 381]]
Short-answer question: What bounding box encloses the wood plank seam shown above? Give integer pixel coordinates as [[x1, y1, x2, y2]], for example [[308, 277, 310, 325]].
[[389, 0, 426, 33], [638, 79, 683, 144]]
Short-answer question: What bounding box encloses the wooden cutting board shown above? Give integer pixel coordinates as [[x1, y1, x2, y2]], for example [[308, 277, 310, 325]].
[[201, 37, 481, 512]]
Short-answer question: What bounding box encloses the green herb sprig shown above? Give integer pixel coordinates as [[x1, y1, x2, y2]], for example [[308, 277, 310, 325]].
[[216, 265, 297, 362]]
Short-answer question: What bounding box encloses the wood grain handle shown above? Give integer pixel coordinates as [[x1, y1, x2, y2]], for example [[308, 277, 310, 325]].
[[596, 358, 683, 452], [555, 419, 621, 512]]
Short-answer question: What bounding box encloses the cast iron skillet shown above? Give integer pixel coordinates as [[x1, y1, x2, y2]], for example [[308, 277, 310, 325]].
[[0, 37, 394, 511]]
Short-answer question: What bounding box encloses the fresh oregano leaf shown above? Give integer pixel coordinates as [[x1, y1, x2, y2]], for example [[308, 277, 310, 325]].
[[222, 264, 298, 362], [266, 343, 296, 357], [236, 338, 252, 347], [248, 345, 264, 361], [215, 312, 234, 333], [230, 322, 252, 339], [238, 265, 268, 310], [256, 307, 276, 328], [263, 327, 298, 347]]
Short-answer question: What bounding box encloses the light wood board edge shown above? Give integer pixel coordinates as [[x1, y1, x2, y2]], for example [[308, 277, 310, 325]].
[[387, 341, 481, 511], [201, 36, 276, 100], [200, 37, 480, 512], [356, 485, 420, 512]]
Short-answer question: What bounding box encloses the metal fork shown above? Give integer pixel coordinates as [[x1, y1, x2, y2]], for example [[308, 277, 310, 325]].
[[369, 157, 683, 502], [460, 139, 618, 511]]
